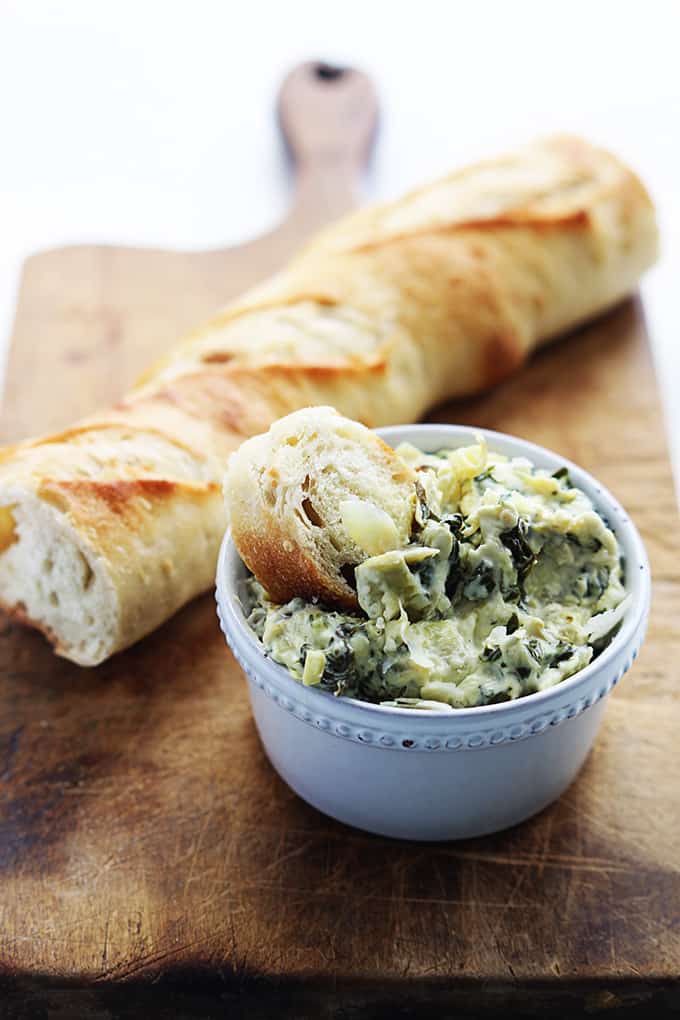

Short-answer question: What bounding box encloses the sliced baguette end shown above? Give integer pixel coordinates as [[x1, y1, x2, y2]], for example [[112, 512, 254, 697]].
[[0, 488, 119, 666], [224, 406, 416, 609]]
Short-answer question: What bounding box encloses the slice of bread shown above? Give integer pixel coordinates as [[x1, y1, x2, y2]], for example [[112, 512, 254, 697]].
[[224, 407, 417, 608]]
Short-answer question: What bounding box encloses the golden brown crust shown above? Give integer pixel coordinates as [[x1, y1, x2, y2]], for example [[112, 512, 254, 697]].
[[348, 209, 593, 255], [235, 519, 359, 611], [37, 476, 220, 547]]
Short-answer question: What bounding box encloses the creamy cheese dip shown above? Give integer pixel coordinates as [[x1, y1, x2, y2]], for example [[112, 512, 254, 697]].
[[243, 438, 629, 709]]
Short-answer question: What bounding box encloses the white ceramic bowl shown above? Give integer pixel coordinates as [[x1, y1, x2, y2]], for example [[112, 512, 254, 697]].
[[216, 424, 650, 841]]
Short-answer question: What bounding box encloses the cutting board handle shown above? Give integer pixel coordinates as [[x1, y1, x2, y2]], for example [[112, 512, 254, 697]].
[[278, 62, 378, 227]]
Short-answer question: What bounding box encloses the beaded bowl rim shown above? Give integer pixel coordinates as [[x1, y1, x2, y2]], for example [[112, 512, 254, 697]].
[[217, 423, 651, 722]]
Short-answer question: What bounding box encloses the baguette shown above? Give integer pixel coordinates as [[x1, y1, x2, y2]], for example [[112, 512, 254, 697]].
[[224, 406, 417, 608], [0, 136, 658, 665]]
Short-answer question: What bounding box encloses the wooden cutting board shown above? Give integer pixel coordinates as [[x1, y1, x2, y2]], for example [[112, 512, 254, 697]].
[[1, 65, 679, 1020]]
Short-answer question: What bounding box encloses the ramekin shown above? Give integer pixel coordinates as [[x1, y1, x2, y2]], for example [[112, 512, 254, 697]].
[[216, 425, 650, 841]]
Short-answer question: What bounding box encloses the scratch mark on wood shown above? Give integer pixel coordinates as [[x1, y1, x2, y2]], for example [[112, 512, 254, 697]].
[[494, 867, 530, 933], [537, 809, 554, 880], [182, 807, 213, 897], [259, 838, 316, 876], [0, 725, 24, 780], [101, 916, 110, 965], [95, 922, 257, 982], [437, 849, 631, 874]]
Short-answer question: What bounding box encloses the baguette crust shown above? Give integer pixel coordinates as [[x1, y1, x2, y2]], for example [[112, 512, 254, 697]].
[[0, 136, 658, 664], [229, 514, 358, 610]]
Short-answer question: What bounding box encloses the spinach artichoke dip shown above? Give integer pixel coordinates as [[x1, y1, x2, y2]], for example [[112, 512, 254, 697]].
[[243, 439, 629, 709]]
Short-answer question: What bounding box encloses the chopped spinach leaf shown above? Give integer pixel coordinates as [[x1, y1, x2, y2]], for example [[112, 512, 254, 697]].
[[412, 479, 433, 532], [320, 637, 357, 695], [505, 612, 520, 634], [463, 560, 496, 600], [442, 513, 464, 537], [567, 532, 602, 553], [482, 646, 502, 662], [550, 646, 574, 667], [500, 518, 536, 581], [410, 556, 436, 590], [585, 566, 610, 601], [444, 535, 461, 599], [527, 639, 542, 662]]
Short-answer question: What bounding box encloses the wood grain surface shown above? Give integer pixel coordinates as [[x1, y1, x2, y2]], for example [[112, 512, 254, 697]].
[[1, 66, 679, 1020]]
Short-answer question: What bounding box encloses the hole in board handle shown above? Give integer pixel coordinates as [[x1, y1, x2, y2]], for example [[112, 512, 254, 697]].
[[314, 63, 346, 82]]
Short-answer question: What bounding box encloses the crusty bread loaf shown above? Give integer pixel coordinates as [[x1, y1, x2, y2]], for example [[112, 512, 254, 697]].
[[225, 407, 416, 608], [0, 136, 658, 664]]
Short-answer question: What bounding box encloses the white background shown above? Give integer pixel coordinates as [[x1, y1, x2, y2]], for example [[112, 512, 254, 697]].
[[1, 0, 678, 496]]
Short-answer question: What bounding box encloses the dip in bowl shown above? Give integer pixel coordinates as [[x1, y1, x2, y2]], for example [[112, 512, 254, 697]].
[[216, 424, 650, 840]]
